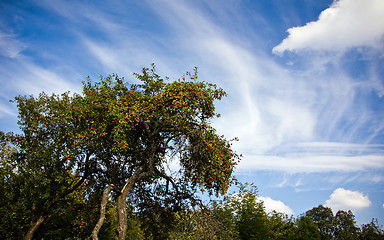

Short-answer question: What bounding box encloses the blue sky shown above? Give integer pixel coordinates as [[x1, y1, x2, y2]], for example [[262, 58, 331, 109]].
[[1, 0, 384, 226]]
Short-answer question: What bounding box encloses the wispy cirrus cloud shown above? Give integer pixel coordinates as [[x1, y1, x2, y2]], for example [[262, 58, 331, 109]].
[[0, 31, 26, 58], [0, 101, 16, 118], [0, 54, 82, 97], [147, 0, 384, 175], [1, 0, 383, 176]]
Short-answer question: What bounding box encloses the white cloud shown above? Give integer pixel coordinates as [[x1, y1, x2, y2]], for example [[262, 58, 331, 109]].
[[228, 193, 293, 216], [273, 0, 384, 53], [258, 196, 294, 215], [325, 188, 371, 212]]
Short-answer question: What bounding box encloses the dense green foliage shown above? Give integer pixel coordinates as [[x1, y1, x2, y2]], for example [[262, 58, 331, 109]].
[[1, 146, 384, 239], [0, 65, 383, 239], [212, 185, 382, 240]]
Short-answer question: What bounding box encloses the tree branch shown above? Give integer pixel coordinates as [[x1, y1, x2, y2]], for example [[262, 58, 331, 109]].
[[25, 153, 92, 240], [91, 184, 114, 240]]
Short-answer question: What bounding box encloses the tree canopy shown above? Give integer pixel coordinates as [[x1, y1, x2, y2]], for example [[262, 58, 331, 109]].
[[0, 65, 240, 239]]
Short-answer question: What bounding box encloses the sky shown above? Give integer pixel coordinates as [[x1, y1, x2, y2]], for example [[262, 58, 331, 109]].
[[1, 0, 384, 226]]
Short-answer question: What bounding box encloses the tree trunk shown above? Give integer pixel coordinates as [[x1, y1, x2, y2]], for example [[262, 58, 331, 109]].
[[91, 185, 113, 240], [115, 193, 128, 240], [115, 126, 156, 240], [24, 215, 44, 240], [115, 167, 146, 240]]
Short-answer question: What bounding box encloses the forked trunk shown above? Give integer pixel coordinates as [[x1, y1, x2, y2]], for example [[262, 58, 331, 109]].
[[114, 167, 146, 240]]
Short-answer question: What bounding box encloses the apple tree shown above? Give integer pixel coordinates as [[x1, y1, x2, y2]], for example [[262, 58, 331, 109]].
[[83, 65, 240, 239], [1, 65, 240, 240]]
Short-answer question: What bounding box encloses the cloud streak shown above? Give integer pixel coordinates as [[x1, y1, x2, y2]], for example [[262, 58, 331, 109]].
[[237, 154, 384, 173], [129, 0, 384, 174], [0, 31, 26, 58]]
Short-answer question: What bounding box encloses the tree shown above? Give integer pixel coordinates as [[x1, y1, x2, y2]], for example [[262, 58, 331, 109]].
[[218, 183, 268, 240], [82, 65, 240, 239], [267, 211, 296, 240], [294, 216, 321, 240], [306, 206, 363, 240], [32, 184, 99, 239], [306, 205, 336, 240], [0, 135, 27, 239], [1, 65, 240, 239], [1, 89, 98, 239], [334, 210, 359, 240], [0, 133, 96, 239], [359, 219, 384, 240], [212, 198, 240, 239], [167, 209, 228, 240]]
